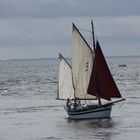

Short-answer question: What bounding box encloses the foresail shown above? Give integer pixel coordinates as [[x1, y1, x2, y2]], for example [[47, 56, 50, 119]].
[[58, 54, 74, 100], [72, 24, 96, 99], [88, 41, 122, 100]]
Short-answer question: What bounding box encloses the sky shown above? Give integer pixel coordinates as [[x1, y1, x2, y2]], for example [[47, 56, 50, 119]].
[[0, 0, 140, 59]]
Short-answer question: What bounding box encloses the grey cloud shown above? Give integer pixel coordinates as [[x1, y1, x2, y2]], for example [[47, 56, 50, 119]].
[[0, 1, 140, 59], [0, 0, 140, 18], [0, 18, 71, 47]]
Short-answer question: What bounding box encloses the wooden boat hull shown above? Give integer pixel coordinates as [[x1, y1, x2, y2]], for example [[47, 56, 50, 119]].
[[64, 104, 112, 120]]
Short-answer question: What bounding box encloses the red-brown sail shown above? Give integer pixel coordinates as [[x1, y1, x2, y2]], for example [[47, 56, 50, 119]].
[[88, 41, 122, 100]]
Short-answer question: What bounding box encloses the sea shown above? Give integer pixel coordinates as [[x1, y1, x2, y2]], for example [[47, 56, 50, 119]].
[[0, 56, 140, 140]]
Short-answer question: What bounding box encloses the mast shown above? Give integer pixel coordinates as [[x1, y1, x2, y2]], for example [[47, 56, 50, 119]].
[[91, 20, 96, 51], [91, 20, 101, 105]]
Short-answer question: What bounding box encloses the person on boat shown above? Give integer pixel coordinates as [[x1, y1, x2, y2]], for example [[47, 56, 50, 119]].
[[67, 98, 72, 110], [73, 100, 79, 110], [98, 97, 102, 107], [76, 100, 83, 110], [78, 100, 81, 106]]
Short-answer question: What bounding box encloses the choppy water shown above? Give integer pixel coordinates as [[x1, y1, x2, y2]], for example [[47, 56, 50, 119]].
[[0, 57, 140, 140]]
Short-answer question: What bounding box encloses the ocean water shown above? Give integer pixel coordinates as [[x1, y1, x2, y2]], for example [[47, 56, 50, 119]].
[[0, 57, 140, 140]]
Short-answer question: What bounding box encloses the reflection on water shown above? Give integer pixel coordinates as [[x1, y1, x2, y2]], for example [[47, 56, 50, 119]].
[[0, 57, 140, 140], [62, 118, 117, 140]]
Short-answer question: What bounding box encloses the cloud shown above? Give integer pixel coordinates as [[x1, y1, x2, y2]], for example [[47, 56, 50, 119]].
[[0, 0, 140, 59], [0, 16, 140, 58], [0, 0, 140, 18]]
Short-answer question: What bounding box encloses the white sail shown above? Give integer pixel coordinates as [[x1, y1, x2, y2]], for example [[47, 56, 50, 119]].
[[72, 24, 96, 99], [58, 54, 74, 100]]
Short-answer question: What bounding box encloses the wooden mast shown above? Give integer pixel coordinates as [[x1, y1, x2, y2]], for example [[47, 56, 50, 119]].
[[91, 20, 96, 51], [91, 20, 101, 105]]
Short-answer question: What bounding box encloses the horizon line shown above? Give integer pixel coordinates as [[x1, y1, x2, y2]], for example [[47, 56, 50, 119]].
[[0, 54, 140, 61]]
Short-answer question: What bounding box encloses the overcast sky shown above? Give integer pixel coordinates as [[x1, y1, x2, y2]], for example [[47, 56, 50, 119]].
[[0, 0, 140, 59]]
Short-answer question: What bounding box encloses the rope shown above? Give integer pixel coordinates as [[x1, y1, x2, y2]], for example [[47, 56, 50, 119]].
[[119, 100, 125, 108]]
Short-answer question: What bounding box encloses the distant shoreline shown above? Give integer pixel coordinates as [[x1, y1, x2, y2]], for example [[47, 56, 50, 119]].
[[0, 55, 140, 61]]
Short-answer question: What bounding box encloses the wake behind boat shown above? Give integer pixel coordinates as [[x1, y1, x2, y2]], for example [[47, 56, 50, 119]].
[[57, 20, 125, 120]]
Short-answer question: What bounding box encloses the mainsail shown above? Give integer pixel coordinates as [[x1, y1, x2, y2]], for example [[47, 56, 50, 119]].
[[58, 53, 74, 99], [88, 41, 122, 100], [72, 24, 96, 99]]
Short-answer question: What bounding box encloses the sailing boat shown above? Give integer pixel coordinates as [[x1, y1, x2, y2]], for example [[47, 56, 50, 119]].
[[57, 21, 125, 119]]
